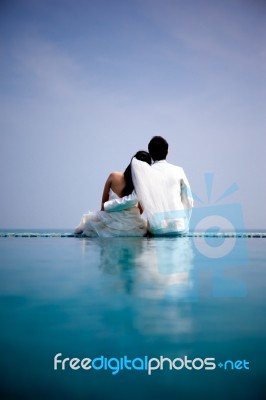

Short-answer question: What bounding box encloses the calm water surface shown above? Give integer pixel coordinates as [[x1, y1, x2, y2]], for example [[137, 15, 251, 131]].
[[0, 235, 265, 399]]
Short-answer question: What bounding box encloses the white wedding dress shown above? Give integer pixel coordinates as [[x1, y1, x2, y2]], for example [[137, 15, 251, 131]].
[[74, 188, 147, 237]]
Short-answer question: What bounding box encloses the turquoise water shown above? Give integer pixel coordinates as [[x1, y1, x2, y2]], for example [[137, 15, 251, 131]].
[[0, 234, 265, 399]]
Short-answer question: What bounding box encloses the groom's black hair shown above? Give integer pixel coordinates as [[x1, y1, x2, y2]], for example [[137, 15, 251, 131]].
[[148, 136, 168, 161]]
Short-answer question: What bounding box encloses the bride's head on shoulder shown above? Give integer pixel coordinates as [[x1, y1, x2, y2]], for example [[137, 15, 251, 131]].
[[123, 151, 151, 196], [133, 150, 152, 165]]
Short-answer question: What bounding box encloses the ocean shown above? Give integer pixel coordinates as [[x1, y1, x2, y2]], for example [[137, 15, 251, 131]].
[[0, 232, 265, 399]]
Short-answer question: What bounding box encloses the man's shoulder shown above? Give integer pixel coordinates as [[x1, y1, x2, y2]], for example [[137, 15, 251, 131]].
[[159, 161, 184, 172], [152, 161, 184, 179]]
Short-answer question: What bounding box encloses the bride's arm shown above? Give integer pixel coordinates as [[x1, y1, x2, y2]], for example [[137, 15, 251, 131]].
[[101, 174, 112, 210]]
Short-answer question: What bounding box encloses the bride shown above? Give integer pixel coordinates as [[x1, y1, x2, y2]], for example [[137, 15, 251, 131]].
[[74, 151, 152, 237]]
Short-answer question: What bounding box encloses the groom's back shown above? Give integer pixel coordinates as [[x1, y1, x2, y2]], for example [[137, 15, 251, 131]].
[[131, 156, 193, 234], [151, 160, 184, 209]]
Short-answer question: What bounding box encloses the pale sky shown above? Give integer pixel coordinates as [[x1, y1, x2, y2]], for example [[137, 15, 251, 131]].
[[0, 0, 265, 229]]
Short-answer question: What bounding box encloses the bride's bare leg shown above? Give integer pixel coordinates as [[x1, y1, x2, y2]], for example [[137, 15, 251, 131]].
[[74, 217, 84, 234], [74, 226, 83, 234]]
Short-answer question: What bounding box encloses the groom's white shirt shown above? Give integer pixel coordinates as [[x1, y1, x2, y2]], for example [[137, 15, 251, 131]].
[[150, 159, 193, 216]]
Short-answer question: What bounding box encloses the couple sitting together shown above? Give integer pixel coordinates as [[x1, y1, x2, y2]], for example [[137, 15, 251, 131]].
[[74, 136, 193, 237]]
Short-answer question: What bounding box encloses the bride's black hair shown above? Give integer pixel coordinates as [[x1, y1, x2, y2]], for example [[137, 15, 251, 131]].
[[122, 150, 152, 196]]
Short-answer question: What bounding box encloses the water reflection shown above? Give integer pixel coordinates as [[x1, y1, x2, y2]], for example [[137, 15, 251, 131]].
[[81, 237, 195, 301]]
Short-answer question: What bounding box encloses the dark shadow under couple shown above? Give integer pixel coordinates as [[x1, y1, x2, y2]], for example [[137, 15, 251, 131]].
[[74, 136, 193, 237]]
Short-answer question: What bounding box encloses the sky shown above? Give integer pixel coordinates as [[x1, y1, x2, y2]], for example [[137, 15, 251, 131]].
[[0, 0, 265, 229]]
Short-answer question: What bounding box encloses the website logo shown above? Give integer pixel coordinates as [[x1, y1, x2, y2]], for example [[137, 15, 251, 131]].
[[54, 354, 250, 375]]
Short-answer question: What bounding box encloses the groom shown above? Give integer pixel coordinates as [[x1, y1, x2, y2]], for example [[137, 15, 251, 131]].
[[105, 136, 193, 235], [132, 136, 193, 235]]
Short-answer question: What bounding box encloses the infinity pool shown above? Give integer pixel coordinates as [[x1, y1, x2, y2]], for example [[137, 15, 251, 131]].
[[0, 234, 265, 399]]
